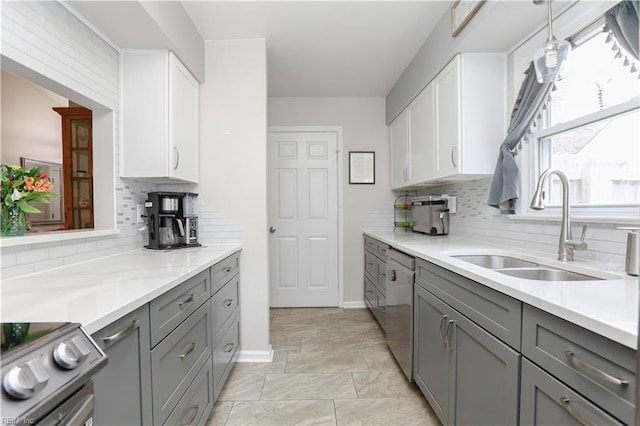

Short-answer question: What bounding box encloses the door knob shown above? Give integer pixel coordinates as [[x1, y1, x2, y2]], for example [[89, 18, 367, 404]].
[[269, 226, 276, 234]]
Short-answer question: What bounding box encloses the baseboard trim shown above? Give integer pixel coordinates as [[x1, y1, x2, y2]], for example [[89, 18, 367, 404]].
[[343, 301, 366, 309], [236, 345, 274, 363]]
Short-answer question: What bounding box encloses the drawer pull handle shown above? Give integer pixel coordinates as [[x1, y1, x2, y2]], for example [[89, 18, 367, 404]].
[[178, 342, 196, 359], [367, 262, 374, 267], [223, 299, 234, 308], [223, 267, 233, 273], [223, 343, 235, 354], [177, 294, 195, 307], [101, 319, 139, 348], [181, 405, 199, 426], [564, 351, 629, 387], [559, 397, 595, 426]]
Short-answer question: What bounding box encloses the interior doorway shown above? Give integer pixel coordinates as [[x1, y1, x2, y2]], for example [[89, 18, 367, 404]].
[[267, 128, 343, 307]]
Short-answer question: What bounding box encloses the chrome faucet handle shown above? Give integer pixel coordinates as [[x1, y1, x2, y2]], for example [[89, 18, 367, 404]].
[[567, 225, 588, 251]]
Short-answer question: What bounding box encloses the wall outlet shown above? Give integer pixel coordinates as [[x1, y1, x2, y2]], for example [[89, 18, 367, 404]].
[[136, 203, 145, 223]]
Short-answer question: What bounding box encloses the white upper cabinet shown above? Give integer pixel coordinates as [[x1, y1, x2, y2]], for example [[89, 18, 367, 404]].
[[434, 53, 506, 181], [121, 51, 199, 183], [390, 83, 436, 190], [408, 83, 436, 184], [390, 109, 410, 188], [390, 53, 506, 189]]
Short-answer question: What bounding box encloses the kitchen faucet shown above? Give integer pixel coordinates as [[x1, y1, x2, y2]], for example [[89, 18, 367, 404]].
[[530, 169, 587, 261]]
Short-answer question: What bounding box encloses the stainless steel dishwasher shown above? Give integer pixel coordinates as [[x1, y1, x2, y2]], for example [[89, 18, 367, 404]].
[[385, 248, 415, 381]]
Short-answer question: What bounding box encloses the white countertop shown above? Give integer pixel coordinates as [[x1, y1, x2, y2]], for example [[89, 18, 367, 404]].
[[364, 230, 639, 350], [0, 245, 242, 334]]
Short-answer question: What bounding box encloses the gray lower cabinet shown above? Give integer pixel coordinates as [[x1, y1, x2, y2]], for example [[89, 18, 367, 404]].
[[92, 304, 153, 426], [211, 267, 241, 402], [522, 304, 636, 425], [521, 358, 623, 425], [151, 299, 212, 424], [164, 357, 215, 426], [363, 235, 388, 328], [413, 283, 520, 425]]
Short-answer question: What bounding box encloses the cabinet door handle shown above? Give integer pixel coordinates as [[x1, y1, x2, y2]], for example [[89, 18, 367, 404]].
[[564, 351, 629, 387], [439, 315, 449, 346], [181, 405, 199, 426], [178, 342, 196, 359], [451, 145, 458, 168], [101, 319, 139, 348], [223, 343, 235, 354], [559, 398, 595, 426], [174, 146, 180, 170], [223, 299, 234, 308], [445, 319, 455, 351], [177, 294, 195, 307]]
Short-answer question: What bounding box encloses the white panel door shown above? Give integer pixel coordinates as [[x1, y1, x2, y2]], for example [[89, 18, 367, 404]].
[[268, 131, 339, 307]]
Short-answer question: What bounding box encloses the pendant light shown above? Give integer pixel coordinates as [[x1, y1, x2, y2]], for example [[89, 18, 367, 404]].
[[533, 0, 571, 83]]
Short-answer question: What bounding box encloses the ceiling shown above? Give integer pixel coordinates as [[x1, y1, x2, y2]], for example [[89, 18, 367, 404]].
[[67, 1, 450, 97], [182, 1, 450, 97]]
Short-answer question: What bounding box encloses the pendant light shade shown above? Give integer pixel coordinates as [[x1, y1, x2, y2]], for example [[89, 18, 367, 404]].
[[533, 0, 571, 83]]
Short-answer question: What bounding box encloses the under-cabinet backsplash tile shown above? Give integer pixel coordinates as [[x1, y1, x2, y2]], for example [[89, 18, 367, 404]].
[[362, 178, 630, 271]]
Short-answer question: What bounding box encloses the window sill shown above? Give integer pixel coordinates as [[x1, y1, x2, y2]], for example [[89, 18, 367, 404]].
[[0, 228, 120, 248], [507, 213, 640, 225]]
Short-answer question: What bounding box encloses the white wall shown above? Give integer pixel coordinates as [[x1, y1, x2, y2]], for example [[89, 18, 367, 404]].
[[198, 39, 270, 359], [1, 71, 65, 165], [269, 97, 393, 304]]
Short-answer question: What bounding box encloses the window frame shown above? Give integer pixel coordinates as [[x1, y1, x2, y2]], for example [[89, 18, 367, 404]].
[[511, 1, 640, 222]]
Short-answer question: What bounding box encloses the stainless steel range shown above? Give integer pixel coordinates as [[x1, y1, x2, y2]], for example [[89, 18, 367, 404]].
[[1, 323, 107, 425]]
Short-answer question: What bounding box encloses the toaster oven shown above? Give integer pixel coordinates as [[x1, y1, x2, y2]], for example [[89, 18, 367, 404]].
[[412, 196, 449, 235]]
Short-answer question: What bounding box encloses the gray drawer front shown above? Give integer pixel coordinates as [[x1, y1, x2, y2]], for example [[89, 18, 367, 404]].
[[212, 275, 240, 346], [376, 257, 386, 294], [364, 276, 377, 313], [521, 358, 624, 425], [522, 304, 635, 425], [211, 253, 240, 295], [375, 241, 389, 260], [164, 357, 214, 426], [152, 300, 212, 425], [150, 269, 210, 347], [364, 250, 377, 282], [377, 292, 386, 327], [213, 314, 240, 400], [364, 236, 377, 253], [415, 258, 521, 350]]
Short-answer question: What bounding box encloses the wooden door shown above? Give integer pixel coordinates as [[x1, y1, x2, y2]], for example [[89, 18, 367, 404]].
[[268, 131, 339, 307]]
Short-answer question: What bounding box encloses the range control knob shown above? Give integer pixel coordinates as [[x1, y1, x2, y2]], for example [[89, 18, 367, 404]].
[[53, 335, 91, 370], [2, 358, 50, 399]]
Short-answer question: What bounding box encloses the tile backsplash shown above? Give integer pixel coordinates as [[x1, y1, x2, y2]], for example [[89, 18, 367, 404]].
[[363, 178, 630, 271]]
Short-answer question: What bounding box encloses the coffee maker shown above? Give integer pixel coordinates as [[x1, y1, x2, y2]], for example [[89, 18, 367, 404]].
[[145, 192, 200, 250]]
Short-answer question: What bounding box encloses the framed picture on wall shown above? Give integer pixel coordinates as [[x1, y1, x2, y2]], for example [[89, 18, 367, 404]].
[[349, 151, 375, 184], [451, 0, 485, 37]]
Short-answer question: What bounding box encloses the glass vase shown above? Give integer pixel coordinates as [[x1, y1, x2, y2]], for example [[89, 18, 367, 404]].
[[1, 204, 27, 236]]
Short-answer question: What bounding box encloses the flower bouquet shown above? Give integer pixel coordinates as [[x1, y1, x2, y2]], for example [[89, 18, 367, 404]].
[[1, 164, 58, 236]]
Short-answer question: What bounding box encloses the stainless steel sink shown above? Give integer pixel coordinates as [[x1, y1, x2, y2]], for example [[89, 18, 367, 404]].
[[495, 267, 602, 281], [452, 255, 539, 269], [452, 254, 605, 281]]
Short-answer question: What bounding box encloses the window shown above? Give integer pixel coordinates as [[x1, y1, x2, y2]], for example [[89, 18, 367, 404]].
[[534, 24, 640, 209]]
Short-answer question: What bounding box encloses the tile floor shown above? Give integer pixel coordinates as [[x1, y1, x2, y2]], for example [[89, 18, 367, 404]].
[[206, 307, 440, 425]]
